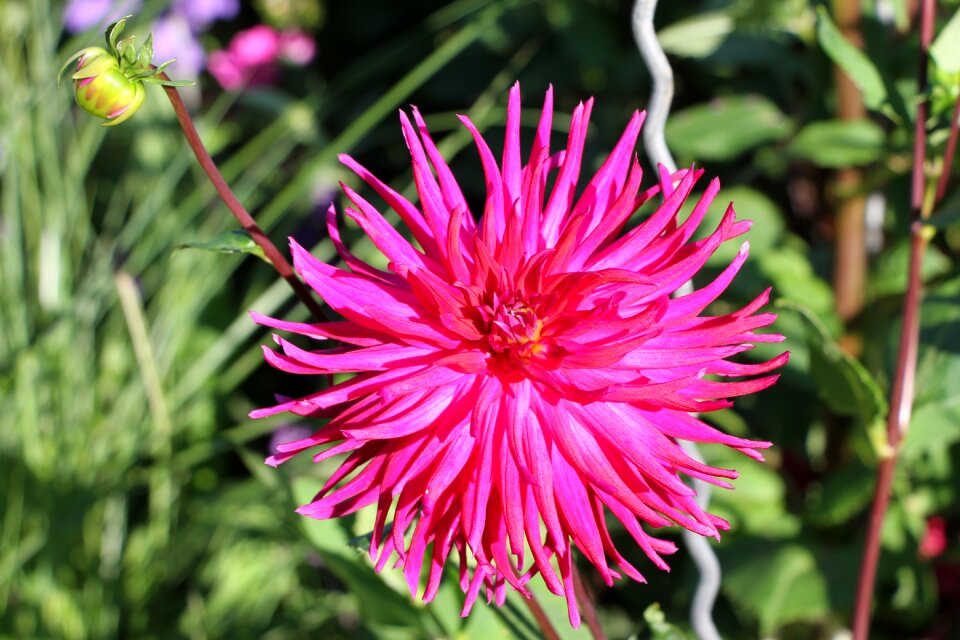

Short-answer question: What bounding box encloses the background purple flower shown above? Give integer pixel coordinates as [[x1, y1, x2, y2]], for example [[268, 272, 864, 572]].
[[151, 14, 206, 79], [62, 0, 142, 33], [172, 0, 239, 32]]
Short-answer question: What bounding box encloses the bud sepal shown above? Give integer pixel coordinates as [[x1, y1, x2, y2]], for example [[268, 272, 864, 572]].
[[59, 17, 193, 126]]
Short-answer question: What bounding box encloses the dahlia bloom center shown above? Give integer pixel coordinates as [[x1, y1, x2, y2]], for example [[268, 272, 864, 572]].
[[486, 295, 548, 363]]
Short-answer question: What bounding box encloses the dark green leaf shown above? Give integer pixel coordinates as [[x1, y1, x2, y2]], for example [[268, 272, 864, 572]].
[[787, 119, 885, 167], [930, 190, 960, 229], [173, 230, 268, 263], [292, 480, 429, 632], [816, 7, 887, 110], [778, 300, 889, 457], [868, 240, 952, 298], [720, 540, 831, 634], [805, 464, 876, 527], [702, 444, 799, 536]]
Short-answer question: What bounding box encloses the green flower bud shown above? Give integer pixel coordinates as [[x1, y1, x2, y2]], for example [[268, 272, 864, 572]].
[[60, 17, 193, 127], [71, 47, 146, 126]]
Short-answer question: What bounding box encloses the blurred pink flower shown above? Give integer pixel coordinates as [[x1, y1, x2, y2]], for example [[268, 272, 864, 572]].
[[253, 84, 786, 626], [208, 25, 313, 90], [279, 30, 316, 65], [921, 516, 948, 559], [231, 25, 281, 66]]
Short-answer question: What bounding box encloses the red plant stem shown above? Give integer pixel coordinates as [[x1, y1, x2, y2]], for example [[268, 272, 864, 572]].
[[157, 73, 328, 323], [851, 1, 935, 637], [520, 591, 562, 640], [910, 0, 935, 211], [936, 95, 960, 203], [852, 224, 929, 639], [572, 563, 607, 640]]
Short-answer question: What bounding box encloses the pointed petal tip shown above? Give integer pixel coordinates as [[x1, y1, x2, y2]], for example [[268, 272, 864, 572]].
[[294, 503, 315, 516]]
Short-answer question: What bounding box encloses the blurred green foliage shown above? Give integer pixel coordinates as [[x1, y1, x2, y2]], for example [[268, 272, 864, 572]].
[[2, 0, 960, 638]]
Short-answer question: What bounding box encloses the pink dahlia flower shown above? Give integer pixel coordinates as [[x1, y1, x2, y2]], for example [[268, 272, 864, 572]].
[[253, 84, 787, 626]]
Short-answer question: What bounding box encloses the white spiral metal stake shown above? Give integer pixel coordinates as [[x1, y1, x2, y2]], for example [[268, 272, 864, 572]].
[[632, 2, 722, 639]]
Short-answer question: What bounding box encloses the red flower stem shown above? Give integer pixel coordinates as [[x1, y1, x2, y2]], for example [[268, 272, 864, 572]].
[[157, 73, 328, 323], [520, 592, 562, 640], [572, 563, 607, 640], [935, 94, 960, 203], [852, 1, 935, 637], [851, 223, 929, 639]]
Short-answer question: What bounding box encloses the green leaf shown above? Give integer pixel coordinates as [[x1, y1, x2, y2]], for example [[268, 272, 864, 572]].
[[759, 247, 836, 327], [106, 16, 129, 53], [292, 479, 429, 632], [690, 186, 785, 268], [657, 13, 734, 58], [805, 464, 876, 527], [140, 32, 154, 67], [641, 603, 690, 640], [778, 300, 889, 457], [931, 8, 960, 74], [720, 540, 831, 634], [816, 7, 887, 110], [930, 189, 960, 229], [665, 96, 792, 162], [901, 402, 960, 462], [173, 230, 268, 263], [868, 240, 952, 298], [787, 119, 885, 167], [913, 274, 960, 407], [703, 446, 800, 537]]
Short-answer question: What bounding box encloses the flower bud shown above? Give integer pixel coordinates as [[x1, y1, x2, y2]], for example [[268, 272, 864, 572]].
[[60, 17, 193, 127], [72, 47, 146, 126]]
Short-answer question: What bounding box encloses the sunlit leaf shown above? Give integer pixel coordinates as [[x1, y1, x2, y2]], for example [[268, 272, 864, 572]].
[[657, 12, 734, 58], [666, 96, 791, 162], [173, 230, 269, 263], [931, 8, 960, 74], [788, 119, 885, 167], [815, 7, 887, 110]]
